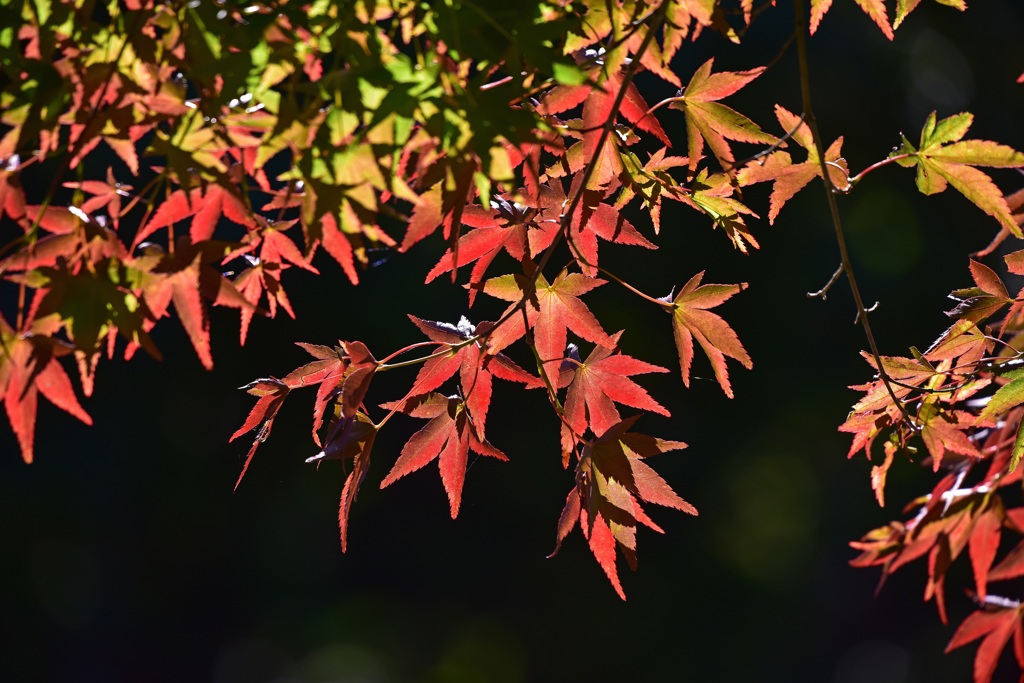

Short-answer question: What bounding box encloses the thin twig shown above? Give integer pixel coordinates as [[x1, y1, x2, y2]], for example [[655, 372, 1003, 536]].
[[807, 263, 843, 300], [854, 301, 880, 324]]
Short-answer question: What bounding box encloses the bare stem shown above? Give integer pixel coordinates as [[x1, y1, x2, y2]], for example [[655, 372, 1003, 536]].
[[793, 0, 913, 424]]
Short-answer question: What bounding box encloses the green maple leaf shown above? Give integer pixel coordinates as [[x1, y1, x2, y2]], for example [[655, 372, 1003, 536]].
[[688, 169, 760, 252], [894, 112, 1024, 237], [668, 58, 776, 174]]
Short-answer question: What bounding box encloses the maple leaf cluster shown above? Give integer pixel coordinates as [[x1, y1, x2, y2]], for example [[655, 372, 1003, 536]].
[[0, 0, 790, 598], [228, 21, 772, 593], [4, 0, 1022, 651], [844, 244, 1024, 682]]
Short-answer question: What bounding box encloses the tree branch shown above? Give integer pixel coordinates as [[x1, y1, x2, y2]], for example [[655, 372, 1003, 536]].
[[793, 0, 914, 425]]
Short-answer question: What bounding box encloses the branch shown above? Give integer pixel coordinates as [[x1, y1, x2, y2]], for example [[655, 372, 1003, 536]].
[[793, 0, 914, 425]]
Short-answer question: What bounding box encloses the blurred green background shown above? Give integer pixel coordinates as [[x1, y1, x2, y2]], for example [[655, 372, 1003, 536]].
[[3, 1, 1024, 681]]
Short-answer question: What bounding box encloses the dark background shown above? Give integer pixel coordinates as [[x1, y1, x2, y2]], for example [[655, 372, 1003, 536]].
[[3, 1, 1024, 681]]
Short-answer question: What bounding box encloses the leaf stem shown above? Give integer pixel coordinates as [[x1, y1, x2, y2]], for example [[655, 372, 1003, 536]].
[[376, 341, 448, 367], [794, 0, 914, 425], [597, 265, 668, 306], [847, 154, 913, 186], [377, 346, 454, 372]]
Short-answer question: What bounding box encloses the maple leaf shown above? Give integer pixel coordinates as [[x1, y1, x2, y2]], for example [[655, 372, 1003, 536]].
[[63, 169, 131, 230], [230, 377, 290, 490], [870, 439, 898, 506], [139, 241, 254, 369], [945, 606, 1024, 683], [810, 0, 894, 40], [538, 61, 671, 153], [405, 315, 537, 436], [478, 268, 616, 366], [687, 169, 760, 252], [0, 317, 92, 463], [281, 342, 349, 446], [1002, 247, 1024, 329], [944, 259, 1011, 325], [231, 341, 373, 490], [894, 0, 965, 30], [737, 105, 848, 223], [131, 182, 253, 249], [33, 256, 164, 388], [305, 410, 378, 552], [522, 180, 652, 276], [665, 271, 752, 398], [560, 332, 670, 461], [304, 197, 397, 286], [379, 393, 506, 518], [846, 353, 938, 420], [424, 198, 539, 298], [569, 186, 655, 275], [893, 112, 1024, 236], [553, 416, 693, 599], [337, 341, 378, 419], [973, 361, 1024, 439], [615, 148, 690, 234], [539, 53, 672, 193], [0, 168, 27, 222], [918, 402, 981, 471], [398, 161, 477, 254], [924, 318, 994, 370], [232, 261, 292, 345], [968, 504, 1002, 601], [668, 59, 776, 174]]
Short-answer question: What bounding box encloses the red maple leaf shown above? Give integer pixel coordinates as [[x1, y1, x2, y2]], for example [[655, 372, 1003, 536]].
[[811, 0, 894, 40], [539, 64, 671, 146], [946, 606, 1024, 683], [232, 341, 375, 490], [478, 268, 616, 368], [131, 182, 253, 250], [139, 241, 254, 369], [559, 332, 670, 462], [552, 416, 693, 599], [281, 342, 349, 445], [379, 393, 507, 518], [0, 316, 92, 463], [63, 168, 132, 230], [405, 315, 537, 435], [918, 404, 982, 471], [424, 197, 553, 302], [230, 377, 290, 489], [615, 148, 690, 234], [305, 410, 378, 552]]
